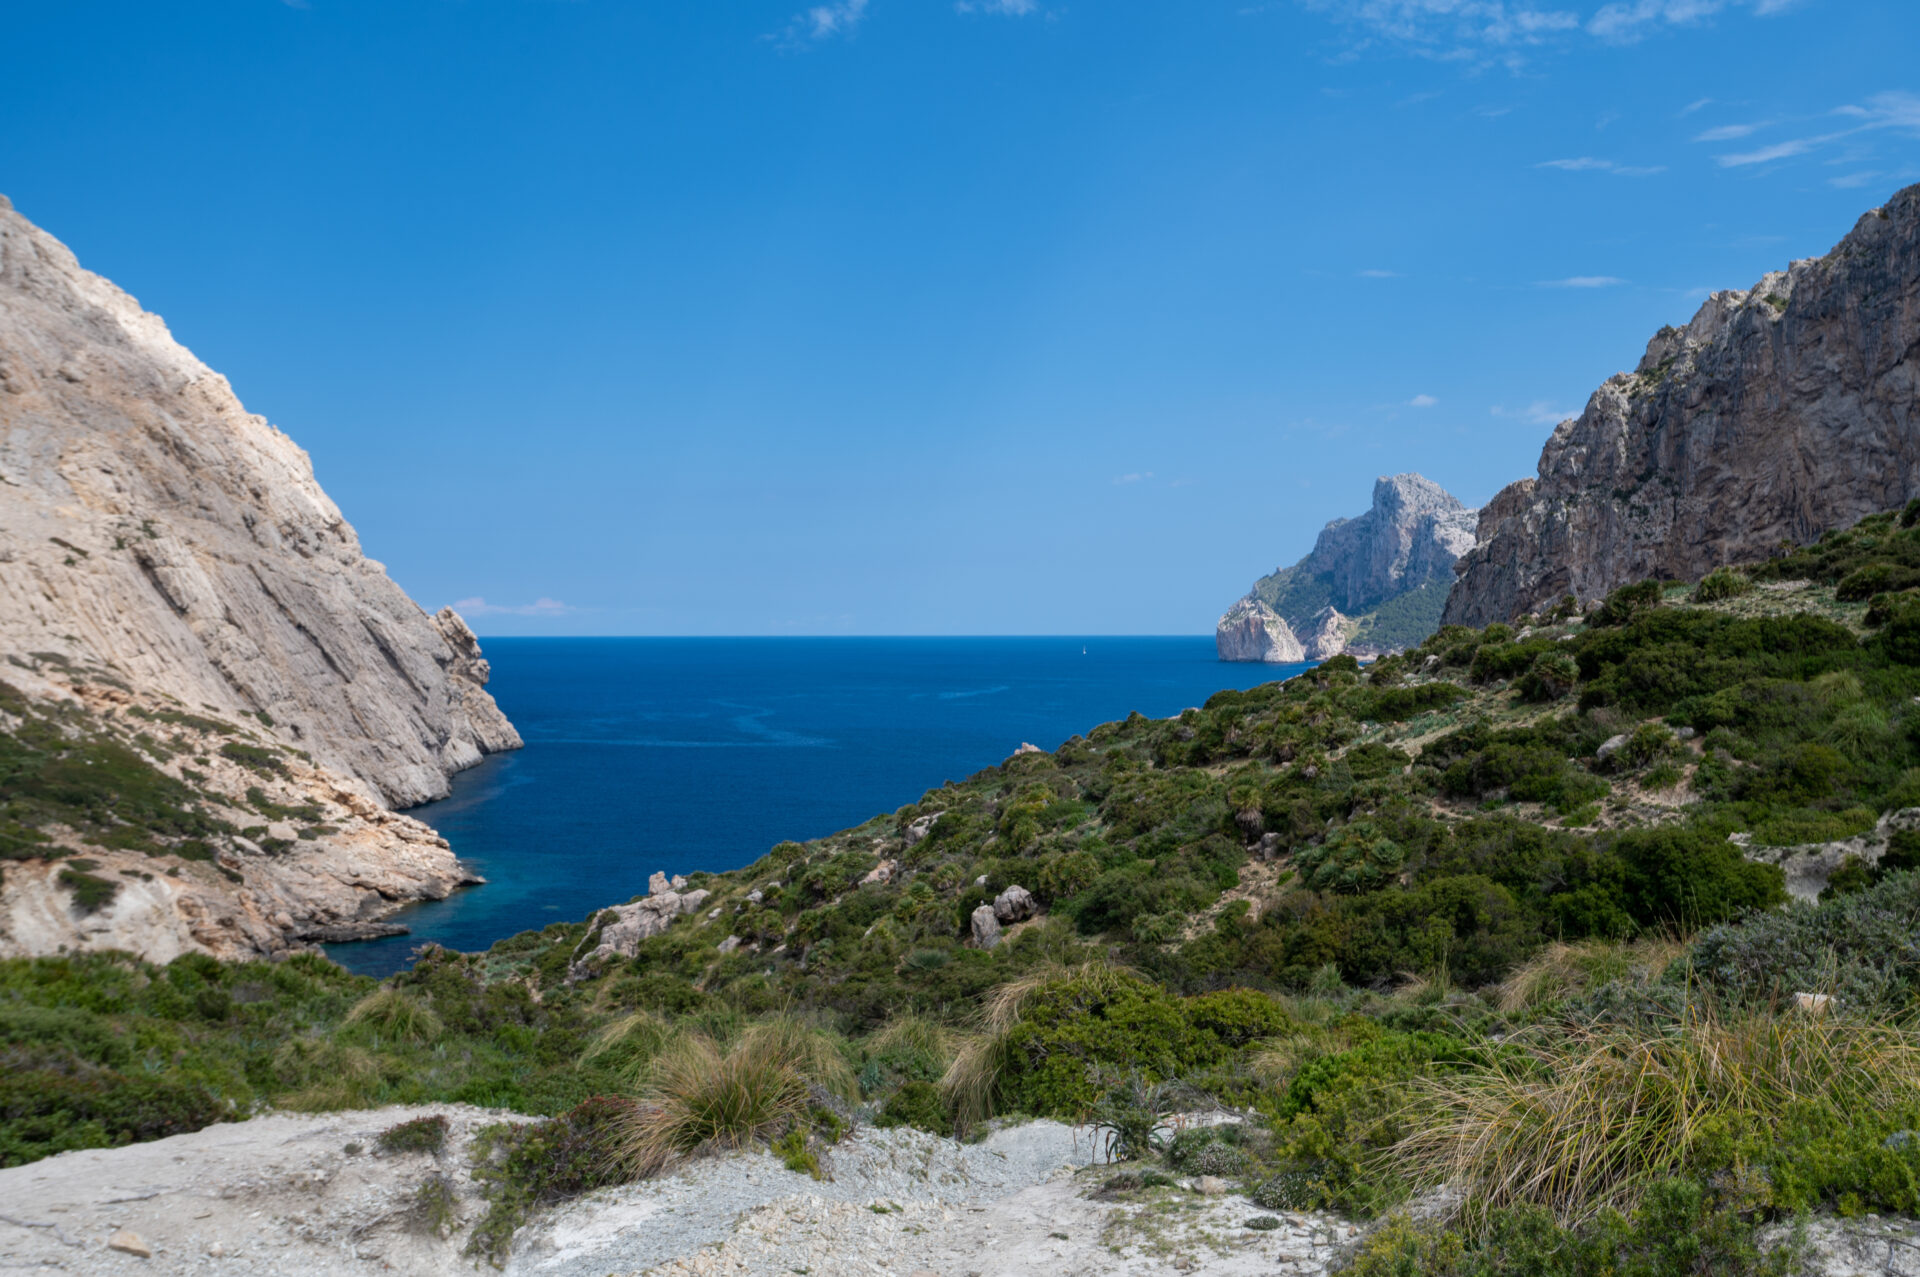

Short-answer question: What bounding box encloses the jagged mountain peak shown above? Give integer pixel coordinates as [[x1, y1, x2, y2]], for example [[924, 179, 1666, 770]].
[[1217, 473, 1477, 663], [1445, 184, 1920, 627]]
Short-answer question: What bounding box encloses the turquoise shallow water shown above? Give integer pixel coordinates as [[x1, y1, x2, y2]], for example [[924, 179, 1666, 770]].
[[327, 637, 1304, 976]]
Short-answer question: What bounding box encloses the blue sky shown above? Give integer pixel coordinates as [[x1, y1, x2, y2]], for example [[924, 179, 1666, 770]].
[[3, 1, 1916, 635]]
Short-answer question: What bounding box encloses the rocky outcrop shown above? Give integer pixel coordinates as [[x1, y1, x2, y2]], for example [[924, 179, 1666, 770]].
[[568, 877, 713, 980], [1733, 808, 1920, 904], [1217, 474, 1476, 661], [0, 194, 520, 807], [0, 195, 522, 960], [1446, 185, 1920, 627], [1215, 594, 1307, 663]]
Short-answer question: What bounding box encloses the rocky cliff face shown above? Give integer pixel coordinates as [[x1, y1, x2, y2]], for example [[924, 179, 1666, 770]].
[[1445, 185, 1920, 627], [0, 195, 521, 959], [1217, 474, 1477, 661]]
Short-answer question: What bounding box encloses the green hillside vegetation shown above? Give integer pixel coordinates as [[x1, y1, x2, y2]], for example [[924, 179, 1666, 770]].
[[13, 506, 1920, 1268]]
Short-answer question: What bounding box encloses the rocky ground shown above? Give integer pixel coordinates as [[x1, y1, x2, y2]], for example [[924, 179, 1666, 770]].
[[0, 1107, 1355, 1276], [6, 1105, 1920, 1275]]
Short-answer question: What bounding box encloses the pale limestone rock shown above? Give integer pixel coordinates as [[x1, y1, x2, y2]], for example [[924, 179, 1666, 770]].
[[108, 1229, 151, 1257], [1734, 808, 1920, 903], [0, 683, 480, 962], [1214, 594, 1306, 663], [971, 904, 1002, 950], [1219, 474, 1475, 661], [0, 197, 521, 961], [565, 887, 711, 979], [649, 871, 672, 895], [861, 859, 896, 886], [993, 885, 1037, 924], [903, 812, 941, 847], [1298, 606, 1351, 661], [1447, 185, 1920, 626]]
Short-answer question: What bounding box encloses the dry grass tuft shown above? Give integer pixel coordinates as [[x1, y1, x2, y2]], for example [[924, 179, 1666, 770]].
[[1396, 998, 1920, 1227], [1495, 937, 1687, 1015], [342, 987, 443, 1045], [617, 1014, 852, 1176]]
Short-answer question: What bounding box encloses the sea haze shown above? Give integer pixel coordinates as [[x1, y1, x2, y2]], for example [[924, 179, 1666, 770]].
[[328, 637, 1304, 975]]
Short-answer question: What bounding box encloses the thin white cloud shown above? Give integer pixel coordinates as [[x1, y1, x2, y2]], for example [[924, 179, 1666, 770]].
[[1358, 268, 1402, 278], [1409, 394, 1439, 407], [1692, 120, 1770, 141], [1540, 275, 1626, 287], [1292, 0, 1792, 64], [1113, 472, 1154, 485], [1830, 170, 1883, 189], [1706, 93, 1920, 172], [779, 0, 869, 45], [1493, 400, 1579, 425], [1679, 97, 1715, 116], [1536, 156, 1666, 176], [956, 0, 1037, 12], [1717, 138, 1817, 167], [452, 596, 572, 617]]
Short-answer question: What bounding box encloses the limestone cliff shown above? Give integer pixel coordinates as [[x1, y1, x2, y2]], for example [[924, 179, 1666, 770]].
[[1217, 474, 1477, 661], [1445, 184, 1920, 627], [0, 195, 521, 960]]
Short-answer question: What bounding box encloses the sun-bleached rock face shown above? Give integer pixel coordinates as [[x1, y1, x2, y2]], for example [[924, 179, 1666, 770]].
[[1446, 184, 1920, 627], [1217, 474, 1476, 661], [0, 195, 520, 807], [1215, 593, 1307, 663], [0, 195, 522, 960]]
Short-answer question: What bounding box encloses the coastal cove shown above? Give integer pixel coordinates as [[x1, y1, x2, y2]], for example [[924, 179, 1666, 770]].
[[329, 636, 1304, 975]]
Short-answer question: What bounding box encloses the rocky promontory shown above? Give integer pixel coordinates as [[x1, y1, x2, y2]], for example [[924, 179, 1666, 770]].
[[1217, 473, 1477, 661], [1445, 183, 1920, 627], [0, 195, 520, 959]]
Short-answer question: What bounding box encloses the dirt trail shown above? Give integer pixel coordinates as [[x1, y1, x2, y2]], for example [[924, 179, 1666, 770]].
[[0, 1107, 1353, 1276]]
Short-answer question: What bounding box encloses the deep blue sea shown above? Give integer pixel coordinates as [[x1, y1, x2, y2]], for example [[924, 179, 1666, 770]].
[[327, 638, 1305, 976]]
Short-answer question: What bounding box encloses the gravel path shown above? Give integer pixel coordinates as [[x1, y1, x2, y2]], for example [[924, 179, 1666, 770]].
[[0, 1108, 1357, 1276]]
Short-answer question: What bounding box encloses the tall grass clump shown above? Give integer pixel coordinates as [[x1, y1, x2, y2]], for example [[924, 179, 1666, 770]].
[[578, 1010, 673, 1080], [1396, 997, 1920, 1227], [618, 1015, 851, 1176], [1495, 938, 1687, 1015], [341, 987, 443, 1045]]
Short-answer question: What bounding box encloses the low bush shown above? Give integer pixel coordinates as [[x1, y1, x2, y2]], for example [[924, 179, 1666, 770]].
[[1692, 568, 1755, 604], [468, 1097, 635, 1264], [377, 1113, 449, 1156]]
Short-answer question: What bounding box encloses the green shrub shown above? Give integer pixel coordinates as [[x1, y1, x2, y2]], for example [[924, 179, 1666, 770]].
[[874, 1080, 950, 1135], [1266, 1029, 1475, 1216], [377, 1113, 449, 1156], [56, 866, 118, 915], [1344, 1181, 1799, 1277], [467, 1097, 634, 1264], [1692, 568, 1754, 604], [1590, 580, 1663, 628]]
